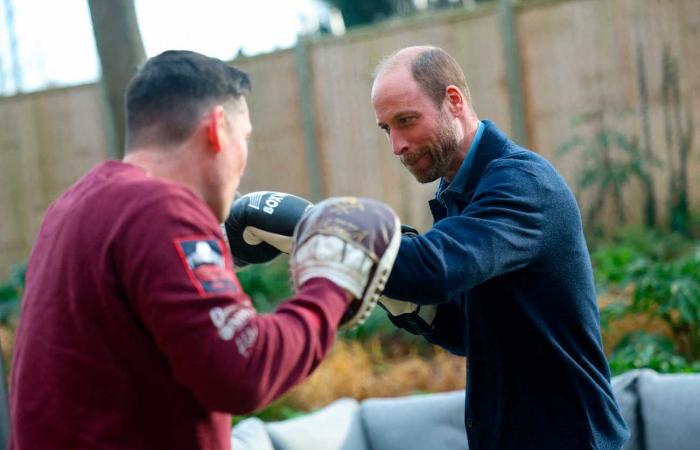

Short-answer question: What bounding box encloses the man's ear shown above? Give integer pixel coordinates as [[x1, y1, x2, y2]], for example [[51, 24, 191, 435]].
[[206, 105, 227, 153], [445, 85, 465, 117]]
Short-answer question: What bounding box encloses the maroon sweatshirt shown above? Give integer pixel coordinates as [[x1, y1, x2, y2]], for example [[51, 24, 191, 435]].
[[10, 161, 348, 450]]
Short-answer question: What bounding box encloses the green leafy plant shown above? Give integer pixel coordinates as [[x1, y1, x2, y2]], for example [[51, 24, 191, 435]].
[[661, 47, 695, 236], [0, 264, 26, 326], [630, 246, 700, 360], [236, 257, 293, 312], [591, 227, 689, 287], [595, 233, 700, 374], [556, 112, 660, 232], [607, 332, 700, 374]]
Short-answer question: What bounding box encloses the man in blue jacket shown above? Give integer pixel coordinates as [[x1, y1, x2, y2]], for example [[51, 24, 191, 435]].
[[372, 46, 629, 450]]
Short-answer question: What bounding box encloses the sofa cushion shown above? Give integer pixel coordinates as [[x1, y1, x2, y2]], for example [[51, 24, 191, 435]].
[[232, 417, 275, 450], [637, 370, 700, 450], [265, 398, 368, 450], [611, 369, 642, 450], [361, 390, 468, 450]]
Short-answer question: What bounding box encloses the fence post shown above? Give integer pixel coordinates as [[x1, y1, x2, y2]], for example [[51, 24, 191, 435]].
[[499, 0, 529, 147], [0, 339, 9, 450], [293, 37, 324, 202]]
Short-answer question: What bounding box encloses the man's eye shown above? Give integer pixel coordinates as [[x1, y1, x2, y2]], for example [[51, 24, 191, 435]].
[[398, 116, 415, 126]]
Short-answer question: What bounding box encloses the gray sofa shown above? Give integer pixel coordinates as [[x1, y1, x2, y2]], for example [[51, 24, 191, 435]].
[[232, 370, 700, 450]]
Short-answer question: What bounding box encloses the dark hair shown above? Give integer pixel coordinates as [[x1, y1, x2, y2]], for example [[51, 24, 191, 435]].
[[410, 48, 470, 108], [125, 50, 251, 149]]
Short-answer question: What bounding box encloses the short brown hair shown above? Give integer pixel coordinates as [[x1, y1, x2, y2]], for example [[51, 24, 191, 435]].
[[410, 48, 471, 108], [125, 50, 251, 150]]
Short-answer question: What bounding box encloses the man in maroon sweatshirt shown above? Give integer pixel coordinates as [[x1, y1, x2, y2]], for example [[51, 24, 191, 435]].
[[9, 50, 399, 450]]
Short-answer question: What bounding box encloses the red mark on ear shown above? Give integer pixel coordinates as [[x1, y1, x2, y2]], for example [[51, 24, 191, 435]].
[[207, 109, 222, 153]]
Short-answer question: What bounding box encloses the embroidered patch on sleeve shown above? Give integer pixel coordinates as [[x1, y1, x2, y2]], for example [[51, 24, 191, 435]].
[[174, 237, 239, 297]]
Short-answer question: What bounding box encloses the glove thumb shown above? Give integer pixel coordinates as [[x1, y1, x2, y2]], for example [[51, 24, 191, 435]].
[[242, 226, 294, 253], [379, 297, 419, 316]]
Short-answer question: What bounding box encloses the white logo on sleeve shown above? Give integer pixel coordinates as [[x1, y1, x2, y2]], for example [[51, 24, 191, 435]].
[[209, 305, 259, 356], [235, 326, 258, 358]]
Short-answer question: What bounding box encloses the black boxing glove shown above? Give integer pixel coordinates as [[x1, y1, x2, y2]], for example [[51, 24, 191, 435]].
[[224, 191, 313, 266]]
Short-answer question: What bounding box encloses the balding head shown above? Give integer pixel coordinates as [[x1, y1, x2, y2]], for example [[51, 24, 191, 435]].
[[373, 46, 471, 109]]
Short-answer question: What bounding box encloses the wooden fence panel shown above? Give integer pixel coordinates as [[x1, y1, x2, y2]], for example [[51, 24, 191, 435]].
[[519, 0, 700, 228], [233, 50, 313, 198], [1, 0, 699, 278], [0, 86, 107, 275]]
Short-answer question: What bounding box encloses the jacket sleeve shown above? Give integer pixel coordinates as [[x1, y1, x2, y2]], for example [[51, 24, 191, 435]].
[[384, 162, 545, 305], [115, 192, 349, 415]]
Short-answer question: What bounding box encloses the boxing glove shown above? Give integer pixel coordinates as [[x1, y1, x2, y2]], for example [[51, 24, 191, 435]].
[[224, 191, 313, 266]]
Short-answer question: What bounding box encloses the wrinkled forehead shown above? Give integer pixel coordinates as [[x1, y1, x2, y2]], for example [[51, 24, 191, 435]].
[[372, 65, 414, 100], [371, 67, 432, 116], [372, 70, 421, 103]]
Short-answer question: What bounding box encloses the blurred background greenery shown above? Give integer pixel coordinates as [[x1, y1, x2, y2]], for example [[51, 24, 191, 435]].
[[3, 222, 700, 422]]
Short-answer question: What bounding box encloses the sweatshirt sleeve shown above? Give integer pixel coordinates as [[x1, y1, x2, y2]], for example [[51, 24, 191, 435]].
[[115, 191, 349, 415]]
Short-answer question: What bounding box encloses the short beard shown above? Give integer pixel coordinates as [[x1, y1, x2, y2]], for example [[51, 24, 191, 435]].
[[405, 114, 461, 184]]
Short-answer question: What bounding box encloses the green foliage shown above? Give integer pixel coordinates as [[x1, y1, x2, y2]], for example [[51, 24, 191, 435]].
[[555, 112, 660, 231], [608, 332, 700, 375], [0, 264, 26, 326], [342, 307, 430, 356], [661, 47, 695, 236], [236, 257, 293, 312], [591, 227, 689, 287], [629, 247, 700, 360], [323, 0, 398, 27], [593, 231, 700, 373], [321, 0, 472, 29], [342, 306, 396, 340], [592, 242, 646, 288]]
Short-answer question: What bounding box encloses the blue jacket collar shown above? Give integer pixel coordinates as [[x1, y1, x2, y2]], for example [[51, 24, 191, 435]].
[[440, 120, 513, 199], [429, 121, 515, 220]]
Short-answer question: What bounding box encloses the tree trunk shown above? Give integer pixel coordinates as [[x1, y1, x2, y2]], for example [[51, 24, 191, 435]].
[[87, 0, 146, 158]]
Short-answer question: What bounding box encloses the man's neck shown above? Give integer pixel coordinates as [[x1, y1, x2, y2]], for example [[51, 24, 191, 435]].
[[444, 117, 480, 182], [123, 146, 204, 201]]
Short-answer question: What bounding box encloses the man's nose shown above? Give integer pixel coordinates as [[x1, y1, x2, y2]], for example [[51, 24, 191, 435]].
[[390, 133, 408, 156]]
